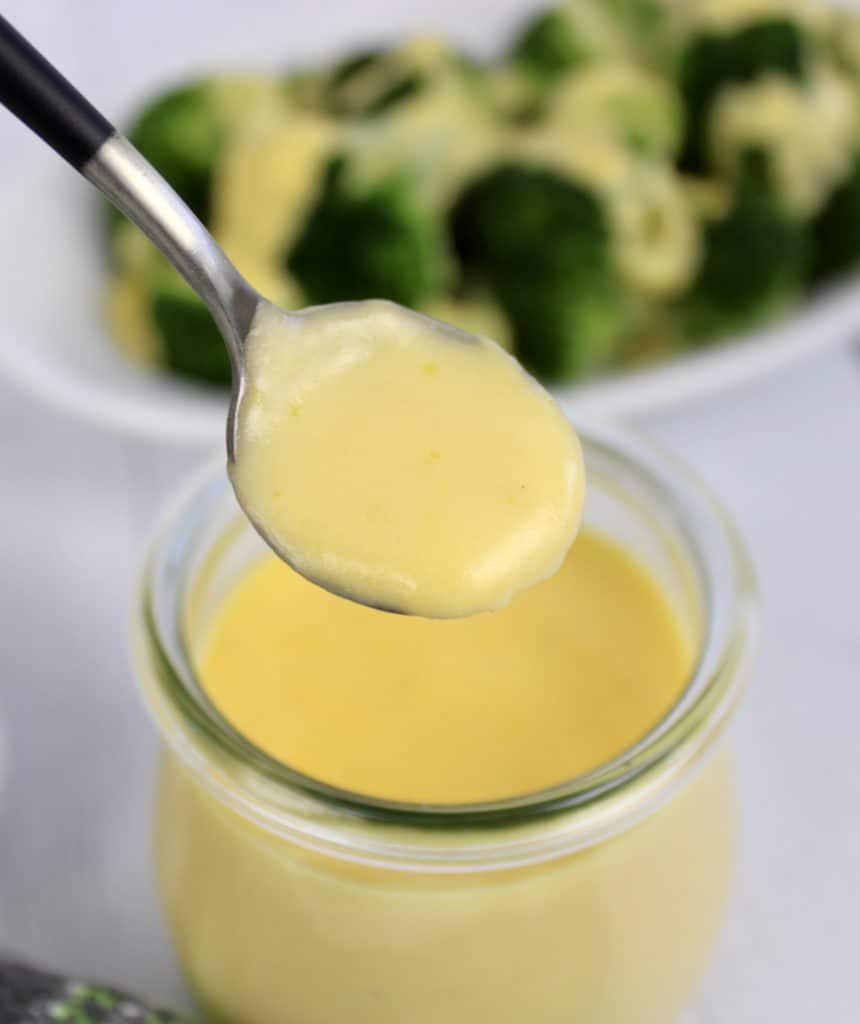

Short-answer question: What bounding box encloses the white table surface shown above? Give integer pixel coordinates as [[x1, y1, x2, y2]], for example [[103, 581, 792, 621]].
[[1, 2, 859, 1021]]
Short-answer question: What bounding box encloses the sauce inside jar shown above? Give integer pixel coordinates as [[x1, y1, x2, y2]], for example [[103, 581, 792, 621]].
[[198, 528, 690, 803]]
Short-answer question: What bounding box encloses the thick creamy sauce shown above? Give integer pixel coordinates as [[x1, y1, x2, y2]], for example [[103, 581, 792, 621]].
[[156, 524, 734, 1024], [198, 529, 690, 803], [158, 749, 733, 1024], [230, 300, 584, 619]]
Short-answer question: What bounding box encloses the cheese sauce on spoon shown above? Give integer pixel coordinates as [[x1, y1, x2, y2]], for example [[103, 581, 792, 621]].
[[230, 300, 584, 619]]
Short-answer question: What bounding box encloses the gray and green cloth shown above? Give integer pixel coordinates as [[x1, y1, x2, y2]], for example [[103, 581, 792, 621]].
[[0, 962, 188, 1024]]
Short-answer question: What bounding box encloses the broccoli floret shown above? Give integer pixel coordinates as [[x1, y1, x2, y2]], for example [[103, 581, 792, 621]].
[[603, 0, 667, 49], [323, 48, 428, 117], [150, 269, 232, 385], [811, 158, 860, 282], [509, 8, 589, 83], [509, 1, 645, 82], [128, 81, 223, 224], [450, 164, 630, 379], [286, 156, 449, 308], [497, 269, 630, 379], [505, 3, 644, 121], [678, 18, 808, 173], [678, 152, 808, 340]]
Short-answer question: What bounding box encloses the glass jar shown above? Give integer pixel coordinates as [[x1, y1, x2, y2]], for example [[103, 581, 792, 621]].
[[133, 422, 757, 1024]]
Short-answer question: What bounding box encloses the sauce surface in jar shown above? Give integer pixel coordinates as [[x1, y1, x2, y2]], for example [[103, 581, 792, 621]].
[[199, 528, 690, 803]]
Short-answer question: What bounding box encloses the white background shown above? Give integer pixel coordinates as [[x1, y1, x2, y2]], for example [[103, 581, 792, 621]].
[[0, 2, 859, 1021]]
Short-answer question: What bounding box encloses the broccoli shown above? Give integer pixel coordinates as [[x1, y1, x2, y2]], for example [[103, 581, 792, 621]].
[[827, 9, 860, 82], [602, 0, 669, 57], [319, 37, 476, 120], [677, 152, 808, 340], [450, 164, 631, 379], [706, 65, 856, 218], [505, 3, 644, 121], [678, 18, 808, 173], [330, 51, 382, 86], [811, 157, 860, 283], [509, 7, 589, 83], [509, 1, 642, 82], [150, 267, 232, 385], [323, 48, 427, 117], [286, 156, 450, 308], [128, 81, 224, 225], [496, 268, 630, 379], [110, 74, 287, 249], [546, 63, 682, 158]]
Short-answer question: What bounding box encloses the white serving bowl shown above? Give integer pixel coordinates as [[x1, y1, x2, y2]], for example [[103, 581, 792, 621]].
[[1, 154, 858, 447]]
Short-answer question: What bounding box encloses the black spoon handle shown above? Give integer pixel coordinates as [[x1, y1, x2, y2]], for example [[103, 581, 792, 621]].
[[0, 12, 114, 170]]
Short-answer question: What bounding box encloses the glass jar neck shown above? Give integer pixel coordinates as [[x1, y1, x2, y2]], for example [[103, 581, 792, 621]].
[[134, 423, 757, 871]]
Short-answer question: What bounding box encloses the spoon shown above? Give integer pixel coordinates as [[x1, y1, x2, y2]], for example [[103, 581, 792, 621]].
[[0, 15, 373, 599], [0, 13, 261, 463], [0, 14, 585, 619]]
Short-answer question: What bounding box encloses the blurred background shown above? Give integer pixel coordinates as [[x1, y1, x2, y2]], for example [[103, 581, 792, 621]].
[[0, 1, 859, 1021]]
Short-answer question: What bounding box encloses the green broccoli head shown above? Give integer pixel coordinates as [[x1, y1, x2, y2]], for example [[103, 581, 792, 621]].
[[678, 18, 808, 173], [505, 2, 650, 122], [150, 266, 232, 386], [450, 164, 630, 379], [811, 157, 860, 283], [286, 156, 450, 308], [678, 151, 808, 340], [128, 81, 223, 224], [509, 7, 589, 83], [509, 1, 653, 83]]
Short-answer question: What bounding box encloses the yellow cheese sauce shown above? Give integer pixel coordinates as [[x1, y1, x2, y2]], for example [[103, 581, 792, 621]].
[[198, 528, 690, 804], [155, 521, 735, 1024], [710, 64, 855, 216], [158, 750, 734, 1024], [230, 300, 584, 619]]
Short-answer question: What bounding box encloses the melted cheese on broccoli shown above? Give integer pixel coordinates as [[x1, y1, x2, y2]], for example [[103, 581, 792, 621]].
[[710, 64, 856, 214]]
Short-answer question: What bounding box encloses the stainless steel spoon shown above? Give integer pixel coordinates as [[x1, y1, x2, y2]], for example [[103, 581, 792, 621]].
[[0, 14, 438, 613], [0, 13, 265, 464]]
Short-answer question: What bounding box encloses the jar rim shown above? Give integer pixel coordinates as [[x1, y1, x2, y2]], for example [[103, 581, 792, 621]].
[[133, 421, 758, 870]]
